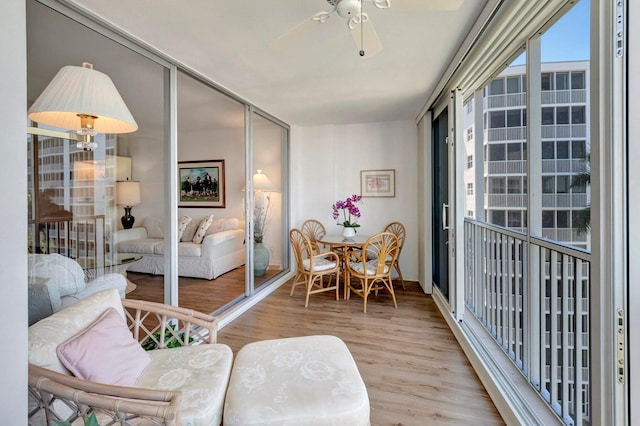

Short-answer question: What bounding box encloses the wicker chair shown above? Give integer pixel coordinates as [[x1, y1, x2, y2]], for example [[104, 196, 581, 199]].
[[383, 221, 406, 290], [28, 289, 232, 425], [289, 228, 341, 307], [345, 232, 399, 313], [301, 219, 328, 255]]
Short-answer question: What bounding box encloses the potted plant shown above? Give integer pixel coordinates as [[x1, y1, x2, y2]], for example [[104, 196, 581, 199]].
[[332, 194, 363, 239]]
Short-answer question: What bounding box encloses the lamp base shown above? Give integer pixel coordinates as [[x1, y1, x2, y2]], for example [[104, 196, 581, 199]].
[[121, 206, 135, 229]]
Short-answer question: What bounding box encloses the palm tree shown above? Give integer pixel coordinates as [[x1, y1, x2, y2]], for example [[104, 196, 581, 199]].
[[570, 154, 590, 235]]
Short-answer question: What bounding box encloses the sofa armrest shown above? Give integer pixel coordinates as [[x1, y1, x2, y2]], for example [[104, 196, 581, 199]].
[[60, 274, 127, 310], [113, 227, 148, 245], [122, 298, 219, 346], [201, 229, 244, 257], [29, 364, 181, 424]]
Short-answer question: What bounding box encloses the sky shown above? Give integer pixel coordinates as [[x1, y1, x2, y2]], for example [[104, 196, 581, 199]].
[[512, 0, 590, 65]]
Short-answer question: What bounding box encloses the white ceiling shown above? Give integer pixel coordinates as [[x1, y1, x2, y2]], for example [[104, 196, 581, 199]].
[[29, 0, 488, 127]]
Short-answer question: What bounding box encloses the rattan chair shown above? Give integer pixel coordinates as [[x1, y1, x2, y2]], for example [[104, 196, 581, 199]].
[[384, 221, 406, 290], [289, 228, 341, 307], [301, 219, 328, 255], [345, 232, 399, 313]]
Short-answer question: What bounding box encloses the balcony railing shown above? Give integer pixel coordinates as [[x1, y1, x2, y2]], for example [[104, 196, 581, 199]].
[[464, 219, 591, 425]]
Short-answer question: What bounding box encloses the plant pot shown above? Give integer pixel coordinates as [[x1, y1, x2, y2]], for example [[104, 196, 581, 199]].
[[254, 242, 270, 277], [342, 226, 356, 239]]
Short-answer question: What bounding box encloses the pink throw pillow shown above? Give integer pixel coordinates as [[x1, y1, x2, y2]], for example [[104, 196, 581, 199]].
[[56, 307, 151, 386]]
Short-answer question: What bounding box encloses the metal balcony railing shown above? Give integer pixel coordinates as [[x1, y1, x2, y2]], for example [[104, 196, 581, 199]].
[[464, 219, 591, 425]]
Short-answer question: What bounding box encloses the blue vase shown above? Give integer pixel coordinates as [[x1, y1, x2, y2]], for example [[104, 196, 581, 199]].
[[254, 242, 270, 277]]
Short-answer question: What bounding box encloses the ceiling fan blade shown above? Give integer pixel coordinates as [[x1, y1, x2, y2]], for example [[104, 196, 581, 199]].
[[350, 16, 383, 58], [269, 12, 332, 50], [377, 0, 464, 10]]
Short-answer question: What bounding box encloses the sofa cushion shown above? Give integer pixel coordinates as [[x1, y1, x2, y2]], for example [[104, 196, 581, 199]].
[[28, 253, 86, 298], [205, 218, 225, 236], [137, 344, 233, 426], [29, 289, 125, 375], [143, 216, 165, 239], [193, 215, 214, 244], [117, 238, 161, 255], [178, 215, 193, 240], [181, 219, 199, 242], [56, 307, 151, 386], [154, 242, 202, 257]]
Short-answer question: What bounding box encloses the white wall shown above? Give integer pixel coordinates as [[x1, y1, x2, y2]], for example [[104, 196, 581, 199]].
[[1, 0, 28, 421], [292, 120, 420, 282]]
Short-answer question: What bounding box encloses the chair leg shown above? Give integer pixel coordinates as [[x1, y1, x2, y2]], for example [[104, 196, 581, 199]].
[[395, 263, 406, 290]]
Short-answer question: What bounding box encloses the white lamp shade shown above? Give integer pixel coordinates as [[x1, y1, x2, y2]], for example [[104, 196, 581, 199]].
[[116, 181, 141, 206], [253, 170, 274, 191], [27, 63, 138, 134]]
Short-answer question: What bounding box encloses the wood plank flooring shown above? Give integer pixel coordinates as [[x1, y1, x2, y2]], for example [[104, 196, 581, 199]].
[[127, 270, 504, 425]]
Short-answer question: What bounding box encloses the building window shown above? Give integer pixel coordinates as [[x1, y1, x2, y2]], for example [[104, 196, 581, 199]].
[[489, 78, 505, 95], [572, 140, 587, 159], [489, 144, 506, 161], [556, 106, 570, 125], [506, 76, 520, 93], [557, 140, 570, 159], [542, 141, 555, 159], [556, 210, 570, 228], [508, 210, 522, 228], [542, 176, 555, 194], [489, 111, 506, 128], [571, 106, 586, 124], [467, 155, 473, 168], [542, 210, 555, 228], [491, 210, 506, 227], [507, 109, 522, 127], [557, 175, 570, 193], [542, 107, 555, 125], [541, 72, 553, 91], [489, 177, 506, 194], [466, 126, 473, 142], [507, 143, 522, 160], [467, 183, 474, 195], [571, 71, 585, 89], [508, 176, 522, 194], [556, 72, 569, 90]]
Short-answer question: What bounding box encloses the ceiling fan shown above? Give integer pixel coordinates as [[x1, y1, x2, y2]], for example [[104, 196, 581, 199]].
[[269, 0, 464, 58]]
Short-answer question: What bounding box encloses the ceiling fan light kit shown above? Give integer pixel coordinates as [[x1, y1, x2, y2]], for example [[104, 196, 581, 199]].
[[271, 0, 463, 58]]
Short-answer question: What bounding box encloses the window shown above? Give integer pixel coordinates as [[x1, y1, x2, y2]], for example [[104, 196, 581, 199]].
[[542, 107, 555, 125], [489, 111, 506, 128], [572, 140, 586, 159], [508, 176, 522, 194], [507, 143, 522, 160], [489, 177, 506, 194], [556, 210, 570, 228], [571, 106, 586, 124], [557, 175, 570, 193], [508, 210, 522, 228], [489, 78, 505, 95], [555, 72, 569, 90], [542, 141, 555, 159], [507, 109, 522, 127], [467, 155, 473, 168], [491, 210, 506, 227], [556, 107, 570, 125], [541, 73, 553, 91], [542, 210, 555, 228], [489, 144, 506, 161], [571, 71, 585, 89], [467, 182, 474, 195], [507, 76, 520, 93], [466, 126, 473, 142], [557, 140, 570, 159], [542, 176, 555, 193]]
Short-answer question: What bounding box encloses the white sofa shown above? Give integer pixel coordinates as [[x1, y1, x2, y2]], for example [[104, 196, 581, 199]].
[[113, 215, 246, 280], [27, 253, 126, 325]]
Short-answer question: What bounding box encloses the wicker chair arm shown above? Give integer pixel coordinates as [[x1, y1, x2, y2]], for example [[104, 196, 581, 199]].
[[122, 299, 218, 347], [29, 364, 181, 425]]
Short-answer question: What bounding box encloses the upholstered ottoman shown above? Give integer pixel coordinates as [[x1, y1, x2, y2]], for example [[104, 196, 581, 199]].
[[223, 335, 370, 425]]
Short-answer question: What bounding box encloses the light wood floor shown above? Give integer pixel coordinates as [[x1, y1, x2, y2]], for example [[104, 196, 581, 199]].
[[127, 270, 504, 425]]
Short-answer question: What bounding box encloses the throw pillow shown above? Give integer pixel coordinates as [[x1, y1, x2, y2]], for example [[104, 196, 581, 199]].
[[193, 214, 214, 244], [177, 215, 192, 240], [56, 307, 151, 386]]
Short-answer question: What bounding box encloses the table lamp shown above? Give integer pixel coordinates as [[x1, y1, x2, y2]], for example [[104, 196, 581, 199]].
[[116, 180, 141, 229]]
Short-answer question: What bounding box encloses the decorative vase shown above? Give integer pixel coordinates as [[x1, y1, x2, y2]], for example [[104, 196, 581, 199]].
[[342, 226, 356, 239], [254, 242, 270, 277]]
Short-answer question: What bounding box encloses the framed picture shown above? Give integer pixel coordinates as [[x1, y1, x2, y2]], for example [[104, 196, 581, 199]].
[[178, 160, 225, 208], [360, 169, 395, 198]]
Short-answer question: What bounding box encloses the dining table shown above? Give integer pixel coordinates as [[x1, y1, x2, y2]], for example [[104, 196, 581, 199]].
[[317, 233, 370, 298]]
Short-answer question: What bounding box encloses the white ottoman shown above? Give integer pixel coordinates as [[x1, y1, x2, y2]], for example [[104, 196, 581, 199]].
[[223, 335, 370, 425]]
